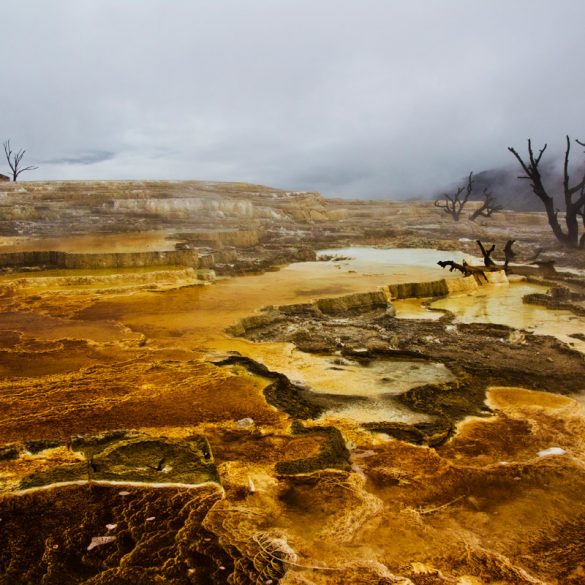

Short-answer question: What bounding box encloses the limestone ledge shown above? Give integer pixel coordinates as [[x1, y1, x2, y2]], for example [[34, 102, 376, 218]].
[[2, 432, 220, 493], [228, 272, 508, 336], [0, 267, 201, 292], [0, 248, 197, 269], [177, 229, 260, 248], [0, 180, 330, 233], [388, 271, 507, 299]]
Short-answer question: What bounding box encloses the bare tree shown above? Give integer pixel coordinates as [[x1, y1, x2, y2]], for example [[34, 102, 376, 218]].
[[3, 140, 38, 182], [469, 188, 503, 221], [434, 171, 474, 221], [508, 136, 585, 249]]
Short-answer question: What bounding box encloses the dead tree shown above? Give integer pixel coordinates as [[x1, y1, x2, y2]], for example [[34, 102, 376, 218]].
[[438, 260, 472, 276], [469, 188, 503, 221], [508, 136, 585, 249], [476, 239, 516, 273], [437, 260, 488, 282], [476, 240, 497, 267], [503, 239, 516, 271], [439, 239, 516, 281], [435, 172, 474, 221], [3, 140, 38, 182]]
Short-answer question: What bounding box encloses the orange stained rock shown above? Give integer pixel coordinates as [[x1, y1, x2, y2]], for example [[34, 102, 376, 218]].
[[487, 385, 580, 410], [0, 359, 284, 444], [0, 231, 180, 253]]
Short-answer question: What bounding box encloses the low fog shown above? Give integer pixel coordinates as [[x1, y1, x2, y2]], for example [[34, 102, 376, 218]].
[[2, 0, 584, 199]]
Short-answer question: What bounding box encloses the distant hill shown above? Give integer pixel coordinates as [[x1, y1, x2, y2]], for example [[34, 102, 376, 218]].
[[434, 160, 565, 212]]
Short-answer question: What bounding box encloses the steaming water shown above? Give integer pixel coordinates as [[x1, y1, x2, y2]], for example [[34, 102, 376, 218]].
[[320, 399, 431, 424], [278, 353, 453, 424], [271, 352, 454, 424]]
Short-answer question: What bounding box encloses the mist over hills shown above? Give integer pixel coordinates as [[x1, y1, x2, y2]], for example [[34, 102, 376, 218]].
[[434, 159, 567, 212]]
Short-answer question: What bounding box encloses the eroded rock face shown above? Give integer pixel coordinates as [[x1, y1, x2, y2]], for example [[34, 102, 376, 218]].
[[387, 278, 450, 299]]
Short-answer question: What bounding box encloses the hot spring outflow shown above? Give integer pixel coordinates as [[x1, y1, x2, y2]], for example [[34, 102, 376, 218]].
[[2, 232, 585, 584]]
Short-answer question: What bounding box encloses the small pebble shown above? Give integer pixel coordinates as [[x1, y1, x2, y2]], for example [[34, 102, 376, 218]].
[[87, 536, 117, 551], [236, 417, 254, 429], [537, 447, 566, 457]]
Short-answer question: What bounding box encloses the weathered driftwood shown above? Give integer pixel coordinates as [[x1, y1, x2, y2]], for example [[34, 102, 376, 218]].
[[476, 240, 497, 267], [437, 260, 489, 282], [438, 239, 518, 281]]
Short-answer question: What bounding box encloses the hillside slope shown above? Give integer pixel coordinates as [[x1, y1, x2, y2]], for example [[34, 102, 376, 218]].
[[0, 180, 328, 237]]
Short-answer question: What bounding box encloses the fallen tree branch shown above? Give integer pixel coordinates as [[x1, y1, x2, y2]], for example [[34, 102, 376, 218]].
[[437, 260, 489, 282], [476, 240, 497, 267]]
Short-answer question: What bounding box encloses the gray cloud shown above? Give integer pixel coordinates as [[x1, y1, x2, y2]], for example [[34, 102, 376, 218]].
[[2, 0, 584, 198], [42, 151, 116, 166]]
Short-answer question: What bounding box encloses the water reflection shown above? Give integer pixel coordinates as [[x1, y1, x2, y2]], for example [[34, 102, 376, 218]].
[[431, 282, 585, 353], [318, 246, 472, 275]]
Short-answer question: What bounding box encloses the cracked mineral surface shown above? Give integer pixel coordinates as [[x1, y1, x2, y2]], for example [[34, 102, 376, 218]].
[[1, 181, 585, 584]]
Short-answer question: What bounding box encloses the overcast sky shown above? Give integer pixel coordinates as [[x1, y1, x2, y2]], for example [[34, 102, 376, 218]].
[[2, 1, 584, 198]]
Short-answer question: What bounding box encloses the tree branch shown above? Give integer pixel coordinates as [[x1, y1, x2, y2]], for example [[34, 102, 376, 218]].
[[3, 139, 38, 181]]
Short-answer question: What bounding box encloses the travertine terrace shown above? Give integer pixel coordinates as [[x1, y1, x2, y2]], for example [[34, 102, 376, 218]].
[[1, 180, 585, 584]]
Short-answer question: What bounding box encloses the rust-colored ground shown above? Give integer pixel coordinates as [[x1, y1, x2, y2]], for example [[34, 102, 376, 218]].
[[1, 249, 585, 584]]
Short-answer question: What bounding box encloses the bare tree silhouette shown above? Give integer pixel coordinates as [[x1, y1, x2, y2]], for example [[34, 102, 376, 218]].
[[3, 140, 38, 182], [434, 172, 474, 221], [469, 188, 503, 221], [509, 136, 585, 249]]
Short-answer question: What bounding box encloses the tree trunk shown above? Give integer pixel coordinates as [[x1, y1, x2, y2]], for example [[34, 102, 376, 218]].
[[542, 197, 570, 246], [566, 204, 581, 247], [509, 139, 585, 249]]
